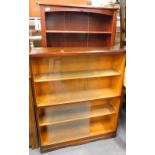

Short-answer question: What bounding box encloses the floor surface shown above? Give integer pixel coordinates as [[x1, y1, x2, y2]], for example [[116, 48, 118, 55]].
[[29, 111, 126, 155]]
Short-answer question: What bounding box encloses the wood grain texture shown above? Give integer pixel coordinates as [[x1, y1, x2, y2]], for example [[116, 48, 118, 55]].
[[33, 69, 120, 82], [29, 77, 38, 148], [40, 6, 47, 47], [30, 48, 126, 152], [30, 52, 121, 75], [45, 12, 113, 31], [110, 10, 117, 46], [38, 3, 117, 47], [30, 47, 126, 57]]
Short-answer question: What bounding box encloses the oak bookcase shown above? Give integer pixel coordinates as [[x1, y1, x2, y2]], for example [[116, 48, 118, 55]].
[[30, 47, 126, 152], [38, 3, 117, 47]]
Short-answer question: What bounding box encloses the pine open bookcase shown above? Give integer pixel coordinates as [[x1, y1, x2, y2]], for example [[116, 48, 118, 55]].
[[30, 47, 126, 152]]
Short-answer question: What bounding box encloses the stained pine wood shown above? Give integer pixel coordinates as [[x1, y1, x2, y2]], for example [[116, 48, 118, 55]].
[[40, 6, 47, 47], [39, 3, 117, 47]]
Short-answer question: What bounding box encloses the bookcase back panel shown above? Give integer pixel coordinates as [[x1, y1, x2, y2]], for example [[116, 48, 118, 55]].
[[46, 33, 111, 47], [31, 55, 114, 75], [45, 12, 112, 32], [45, 11, 113, 47], [65, 12, 88, 31], [88, 34, 111, 47], [89, 13, 112, 32], [45, 12, 65, 30], [31, 54, 125, 75], [46, 33, 88, 47], [34, 77, 111, 95]]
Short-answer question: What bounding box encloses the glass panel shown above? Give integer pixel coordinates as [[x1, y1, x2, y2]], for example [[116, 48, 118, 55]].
[[38, 99, 117, 126], [40, 115, 116, 145], [38, 98, 119, 145]]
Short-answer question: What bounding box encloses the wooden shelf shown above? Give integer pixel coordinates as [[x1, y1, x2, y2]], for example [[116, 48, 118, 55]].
[[34, 69, 120, 83], [36, 88, 119, 107], [30, 47, 126, 57], [39, 103, 116, 126], [46, 30, 112, 34], [41, 118, 115, 146]]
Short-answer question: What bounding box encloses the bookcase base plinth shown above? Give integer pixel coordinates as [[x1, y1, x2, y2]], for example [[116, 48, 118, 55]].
[[40, 131, 116, 153]]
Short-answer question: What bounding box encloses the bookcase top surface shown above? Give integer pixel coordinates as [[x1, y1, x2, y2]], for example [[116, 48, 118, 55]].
[[37, 1, 118, 10], [30, 47, 126, 57]]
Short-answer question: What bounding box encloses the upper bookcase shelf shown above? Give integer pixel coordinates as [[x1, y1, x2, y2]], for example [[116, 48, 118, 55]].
[[39, 4, 117, 47], [46, 30, 112, 34]]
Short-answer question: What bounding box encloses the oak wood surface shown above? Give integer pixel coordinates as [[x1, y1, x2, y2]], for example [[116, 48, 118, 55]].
[[36, 88, 119, 107], [29, 77, 38, 148], [30, 52, 124, 76], [33, 69, 120, 82], [30, 48, 126, 152]]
